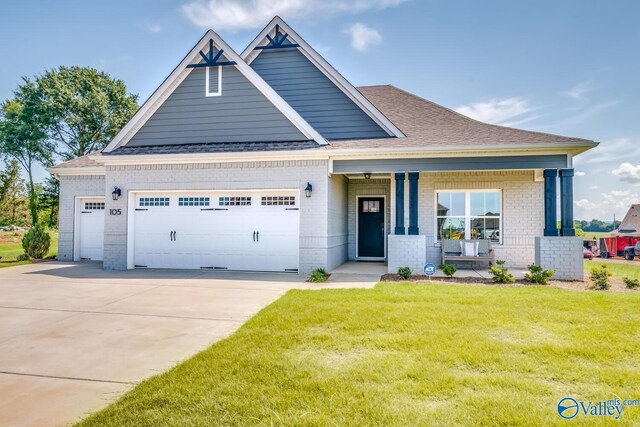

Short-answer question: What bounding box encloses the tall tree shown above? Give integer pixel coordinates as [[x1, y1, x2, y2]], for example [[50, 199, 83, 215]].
[[33, 66, 138, 160], [39, 175, 59, 228], [0, 80, 54, 225], [0, 159, 29, 225]]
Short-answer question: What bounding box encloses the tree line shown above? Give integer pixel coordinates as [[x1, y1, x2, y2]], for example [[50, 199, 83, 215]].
[[576, 219, 621, 233], [0, 66, 138, 227]]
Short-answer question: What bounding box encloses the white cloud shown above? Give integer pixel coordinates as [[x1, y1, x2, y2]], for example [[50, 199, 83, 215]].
[[574, 189, 640, 220], [454, 97, 536, 126], [344, 23, 381, 52], [562, 82, 592, 100], [146, 23, 162, 33], [574, 138, 640, 166], [181, 0, 407, 30], [612, 163, 640, 183], [540, 100, 618, 129], [589, 185, 599, 190], [575, 199, 598, 210], [575, 171, 586, 177]]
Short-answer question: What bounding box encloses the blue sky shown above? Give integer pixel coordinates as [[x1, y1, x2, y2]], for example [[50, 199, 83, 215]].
[[1, 0, 639, 220]]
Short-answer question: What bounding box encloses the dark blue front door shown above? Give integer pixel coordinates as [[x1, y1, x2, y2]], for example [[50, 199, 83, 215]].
[[358, 197, 385, 258]]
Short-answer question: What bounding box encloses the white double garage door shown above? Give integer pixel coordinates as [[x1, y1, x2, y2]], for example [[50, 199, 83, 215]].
[[131, 190, 300, 272], [75, 190, 300, 272]]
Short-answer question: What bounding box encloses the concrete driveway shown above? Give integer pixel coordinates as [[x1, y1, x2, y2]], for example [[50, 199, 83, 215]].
[[0, 262, 305, 427]]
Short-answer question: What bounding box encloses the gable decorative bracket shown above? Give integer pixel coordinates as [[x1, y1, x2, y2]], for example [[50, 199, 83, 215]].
[[254, 24, 299, 50], [187, 39, 236, 68]]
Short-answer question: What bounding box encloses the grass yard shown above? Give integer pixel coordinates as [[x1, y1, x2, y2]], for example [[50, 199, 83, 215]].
[[78, 283, 640, 426], [0, 230, 58, 268], [584, 259, 640, 280], [583, 231, 613, 239]]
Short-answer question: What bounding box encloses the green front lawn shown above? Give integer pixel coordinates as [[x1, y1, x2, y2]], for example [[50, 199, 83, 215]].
[[0, 230, 58, 268], [78, 283, 640, 426], [584, 259, 640, 280]]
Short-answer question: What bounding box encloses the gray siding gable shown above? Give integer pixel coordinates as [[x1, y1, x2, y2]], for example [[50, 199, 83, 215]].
[[250, 48, 390, 140], [126, 66, 307, 147]]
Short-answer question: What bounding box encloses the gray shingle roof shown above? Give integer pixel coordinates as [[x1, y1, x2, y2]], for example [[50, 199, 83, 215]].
[[52, 84, 595, 169], [52, 152, 102, 168], [105, 140, 320, 156], [327, 85, 595, 150]]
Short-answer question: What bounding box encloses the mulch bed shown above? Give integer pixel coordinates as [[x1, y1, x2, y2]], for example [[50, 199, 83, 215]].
[[380, 274, 639, 293]]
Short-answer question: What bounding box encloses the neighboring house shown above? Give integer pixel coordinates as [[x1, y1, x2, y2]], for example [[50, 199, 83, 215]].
[[612, 205, 640, 237], [50, 17, 596, 279]]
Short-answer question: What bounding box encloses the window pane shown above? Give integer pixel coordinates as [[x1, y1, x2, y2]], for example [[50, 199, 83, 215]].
[[485, 192, 500, 216], [471, 217, 500, 242], [470, 193, 485, 216], [437, 192, 451, 216], [451, 192, 465, 216], [437, 217, 465, 240]]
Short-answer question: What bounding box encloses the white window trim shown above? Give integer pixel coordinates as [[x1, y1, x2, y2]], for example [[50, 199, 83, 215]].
[[205, 66, 222, 97], [434, 189, 503, 245]]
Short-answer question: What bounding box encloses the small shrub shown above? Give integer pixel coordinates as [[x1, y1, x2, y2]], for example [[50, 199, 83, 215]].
[[398, 266, 412, 280], [590, 264, 612, 290], [623, 277, 640, 289], [21, 225, 51, 259], [438, 264, 457, 278], [489, 260, 515, 284], [524, 264, 555, 285], [308, 268, 329, 283], [17, 253, 30, 262]]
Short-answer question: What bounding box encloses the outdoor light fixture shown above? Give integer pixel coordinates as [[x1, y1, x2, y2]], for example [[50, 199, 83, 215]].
[[364, 172, 372, 180], [112, 187, 122, 201], [304, 182, 313, 198]]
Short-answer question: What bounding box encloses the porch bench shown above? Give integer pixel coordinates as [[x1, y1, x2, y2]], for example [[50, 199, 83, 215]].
[[441, 239, 495, 266]]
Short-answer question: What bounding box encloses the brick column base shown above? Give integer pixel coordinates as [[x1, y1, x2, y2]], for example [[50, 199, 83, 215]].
[[535, 236, 583, 280], [388, 234, 426, 275]]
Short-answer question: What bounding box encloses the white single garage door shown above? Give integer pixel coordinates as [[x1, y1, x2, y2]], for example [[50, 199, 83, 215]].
[[76, 197, 105, 261], [132, 191, 299, 272]]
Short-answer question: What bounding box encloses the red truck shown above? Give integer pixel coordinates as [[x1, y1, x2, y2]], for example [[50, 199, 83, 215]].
[[600, 237, 640, 258]]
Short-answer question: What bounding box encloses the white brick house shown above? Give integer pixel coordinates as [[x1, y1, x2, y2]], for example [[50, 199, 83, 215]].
[[50, 17, 596, 279]]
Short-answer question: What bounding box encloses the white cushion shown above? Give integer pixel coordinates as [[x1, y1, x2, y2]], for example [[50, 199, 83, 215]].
[[460, 241, 479, 257]]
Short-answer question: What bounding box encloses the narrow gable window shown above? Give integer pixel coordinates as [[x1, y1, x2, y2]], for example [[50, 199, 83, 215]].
[[205, 66, 222, 97]]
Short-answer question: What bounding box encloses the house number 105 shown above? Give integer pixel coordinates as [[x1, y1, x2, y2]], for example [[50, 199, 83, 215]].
[[109, 209, 122, 216]]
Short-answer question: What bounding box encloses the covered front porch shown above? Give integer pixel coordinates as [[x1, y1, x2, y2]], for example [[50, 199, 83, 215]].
[[328, 153, 583, 280]]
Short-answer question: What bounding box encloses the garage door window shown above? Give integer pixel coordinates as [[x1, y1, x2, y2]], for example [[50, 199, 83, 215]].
[[178, 197, 210, 207], [261, 196, 296, 206], [140, 197, 170, 207], [219, 196, 251, 206], [84, 202, 105, 210]]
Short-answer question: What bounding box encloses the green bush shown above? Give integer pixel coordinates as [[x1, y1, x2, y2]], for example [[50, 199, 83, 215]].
[[524, 264, 555, 285], [308, 268, 329, 283], [489, 260, 515, 284], [590, 264, 612, 290], [438, 264, 457, 278], [623, 277, 640, 289], [21, 225, 51, 259], [398, 266, 412, 280], [17, 253, 30, 262]]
